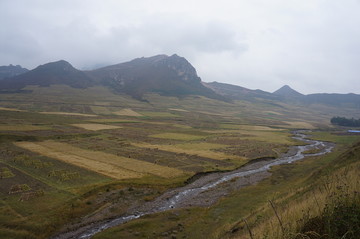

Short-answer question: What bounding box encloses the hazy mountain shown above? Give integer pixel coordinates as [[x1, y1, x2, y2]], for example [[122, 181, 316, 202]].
[[0, 64, 28, 80], [204, 81, 280, 102], [305, 93, 360, 108], [87, 54, 224, 101], [0, 60, 94, 91], [273, 85, 304, 98], [0, 55, 359, 108]]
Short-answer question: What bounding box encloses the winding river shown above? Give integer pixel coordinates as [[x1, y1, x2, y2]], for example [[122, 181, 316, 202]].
[[54, 131, 334, 239]]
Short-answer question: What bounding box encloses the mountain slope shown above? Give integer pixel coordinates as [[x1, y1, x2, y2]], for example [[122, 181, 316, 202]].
[[0, 60, 94, 91], [87, 54, 225, 101]]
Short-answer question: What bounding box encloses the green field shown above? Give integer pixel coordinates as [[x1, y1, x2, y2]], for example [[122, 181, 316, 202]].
[[0, 86, 359, 238]]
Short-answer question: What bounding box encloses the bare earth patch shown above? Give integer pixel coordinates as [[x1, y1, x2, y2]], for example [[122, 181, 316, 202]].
[[71, 123, 122, 131], [14, 141, 184, 179]]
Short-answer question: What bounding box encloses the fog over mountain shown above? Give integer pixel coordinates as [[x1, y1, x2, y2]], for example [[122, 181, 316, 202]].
[[1, 0, 360, 94]]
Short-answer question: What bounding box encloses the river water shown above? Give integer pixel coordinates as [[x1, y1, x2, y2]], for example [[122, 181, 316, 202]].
[[56, 131, 334, 239]]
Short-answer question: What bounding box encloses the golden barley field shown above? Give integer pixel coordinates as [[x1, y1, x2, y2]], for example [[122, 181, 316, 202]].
[[14, 141, 184, 179]]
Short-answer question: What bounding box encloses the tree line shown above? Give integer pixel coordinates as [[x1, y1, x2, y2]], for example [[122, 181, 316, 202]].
[[330, 116, 360, 127]]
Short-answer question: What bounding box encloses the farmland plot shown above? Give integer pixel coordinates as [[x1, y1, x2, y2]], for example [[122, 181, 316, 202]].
[[14, 141, 184, 179]]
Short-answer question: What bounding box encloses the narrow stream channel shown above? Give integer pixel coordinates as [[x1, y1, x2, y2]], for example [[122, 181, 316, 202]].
[[57, 131, 334, 239]]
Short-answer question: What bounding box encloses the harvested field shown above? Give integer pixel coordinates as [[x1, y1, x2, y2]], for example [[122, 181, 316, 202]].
[[14, 141, 184, 179], [113, 108, 142, 117], [168, 108, 189, 112], [88, 119, 142, 123], [219, 124, 282, 131], [0, 125, 50, 131], [39, 112, 97, 117], [283, 121, 315, 129], [149, 133, 207, 141], [0, 107, 26, 112], [139, 111, 179, 117], [133, 142, 245, 161], [71, 123, 122, 131]]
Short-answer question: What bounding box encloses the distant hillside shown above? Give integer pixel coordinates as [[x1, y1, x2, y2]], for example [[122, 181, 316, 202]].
[[87, 54, 225, 101], [204, 81, 280, 102], [0, 60, 94, 91], [304, 93, 360, 108], [0, 64, 28, 80]]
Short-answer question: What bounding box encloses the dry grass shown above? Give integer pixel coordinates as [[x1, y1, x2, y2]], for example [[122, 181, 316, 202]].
[[39, 112, 97, 117], [0, 107, 26, 112], [235, 162, 360, 239], [113, 108, 143, 117], [204, 129, 292, 145], [282, 121, 315, 129], [133, 142, 245, 161], [168, 108, 189, 112], [219, 124, 281, 131], [90, 106, 112, 115], [71, 123, 122, 131], [0, 125, 50, 131], [14, 141, 184, 179], [149, 133, 207, 141]]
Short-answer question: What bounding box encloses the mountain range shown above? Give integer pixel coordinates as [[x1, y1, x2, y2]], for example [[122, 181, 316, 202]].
[[0, 54, 359, 108]]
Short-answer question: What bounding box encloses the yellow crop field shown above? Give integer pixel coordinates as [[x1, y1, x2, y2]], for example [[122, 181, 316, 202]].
[[168, 108, 189, 112], [219, 124, 282, 131], [0, 107, 26, 112], [39, 112, 97, 117], [283, 121, 315, 129], [14, 141, 184, 179], [149, 133, 207, 141], [71, 123, 122, 131], [113, 108, 143, 116], [0, 125, 50, 131], [133, 142, 245, 161]]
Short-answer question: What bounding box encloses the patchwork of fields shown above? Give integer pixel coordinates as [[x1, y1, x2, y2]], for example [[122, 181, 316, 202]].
[[1, 89, 344, 239], [15, 141, 184, 179]]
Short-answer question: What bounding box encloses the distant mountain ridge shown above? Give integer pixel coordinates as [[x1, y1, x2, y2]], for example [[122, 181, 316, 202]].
[[0, 60, 94, 91], [0, 55, 359, 108], [0, 64, 28, 80]]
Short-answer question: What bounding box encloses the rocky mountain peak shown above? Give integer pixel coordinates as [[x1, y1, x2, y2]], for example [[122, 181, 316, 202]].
[[152, 54, 200, 82]]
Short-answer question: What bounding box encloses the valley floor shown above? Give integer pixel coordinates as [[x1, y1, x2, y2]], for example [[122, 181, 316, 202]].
[[0, 89, 359, 239]]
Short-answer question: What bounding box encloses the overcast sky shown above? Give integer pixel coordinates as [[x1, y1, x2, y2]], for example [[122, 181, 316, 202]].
[[1, 0, 360, 94]]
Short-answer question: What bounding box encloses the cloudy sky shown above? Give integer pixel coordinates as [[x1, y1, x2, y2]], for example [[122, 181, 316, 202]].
[[1, 0, 360, 94]]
